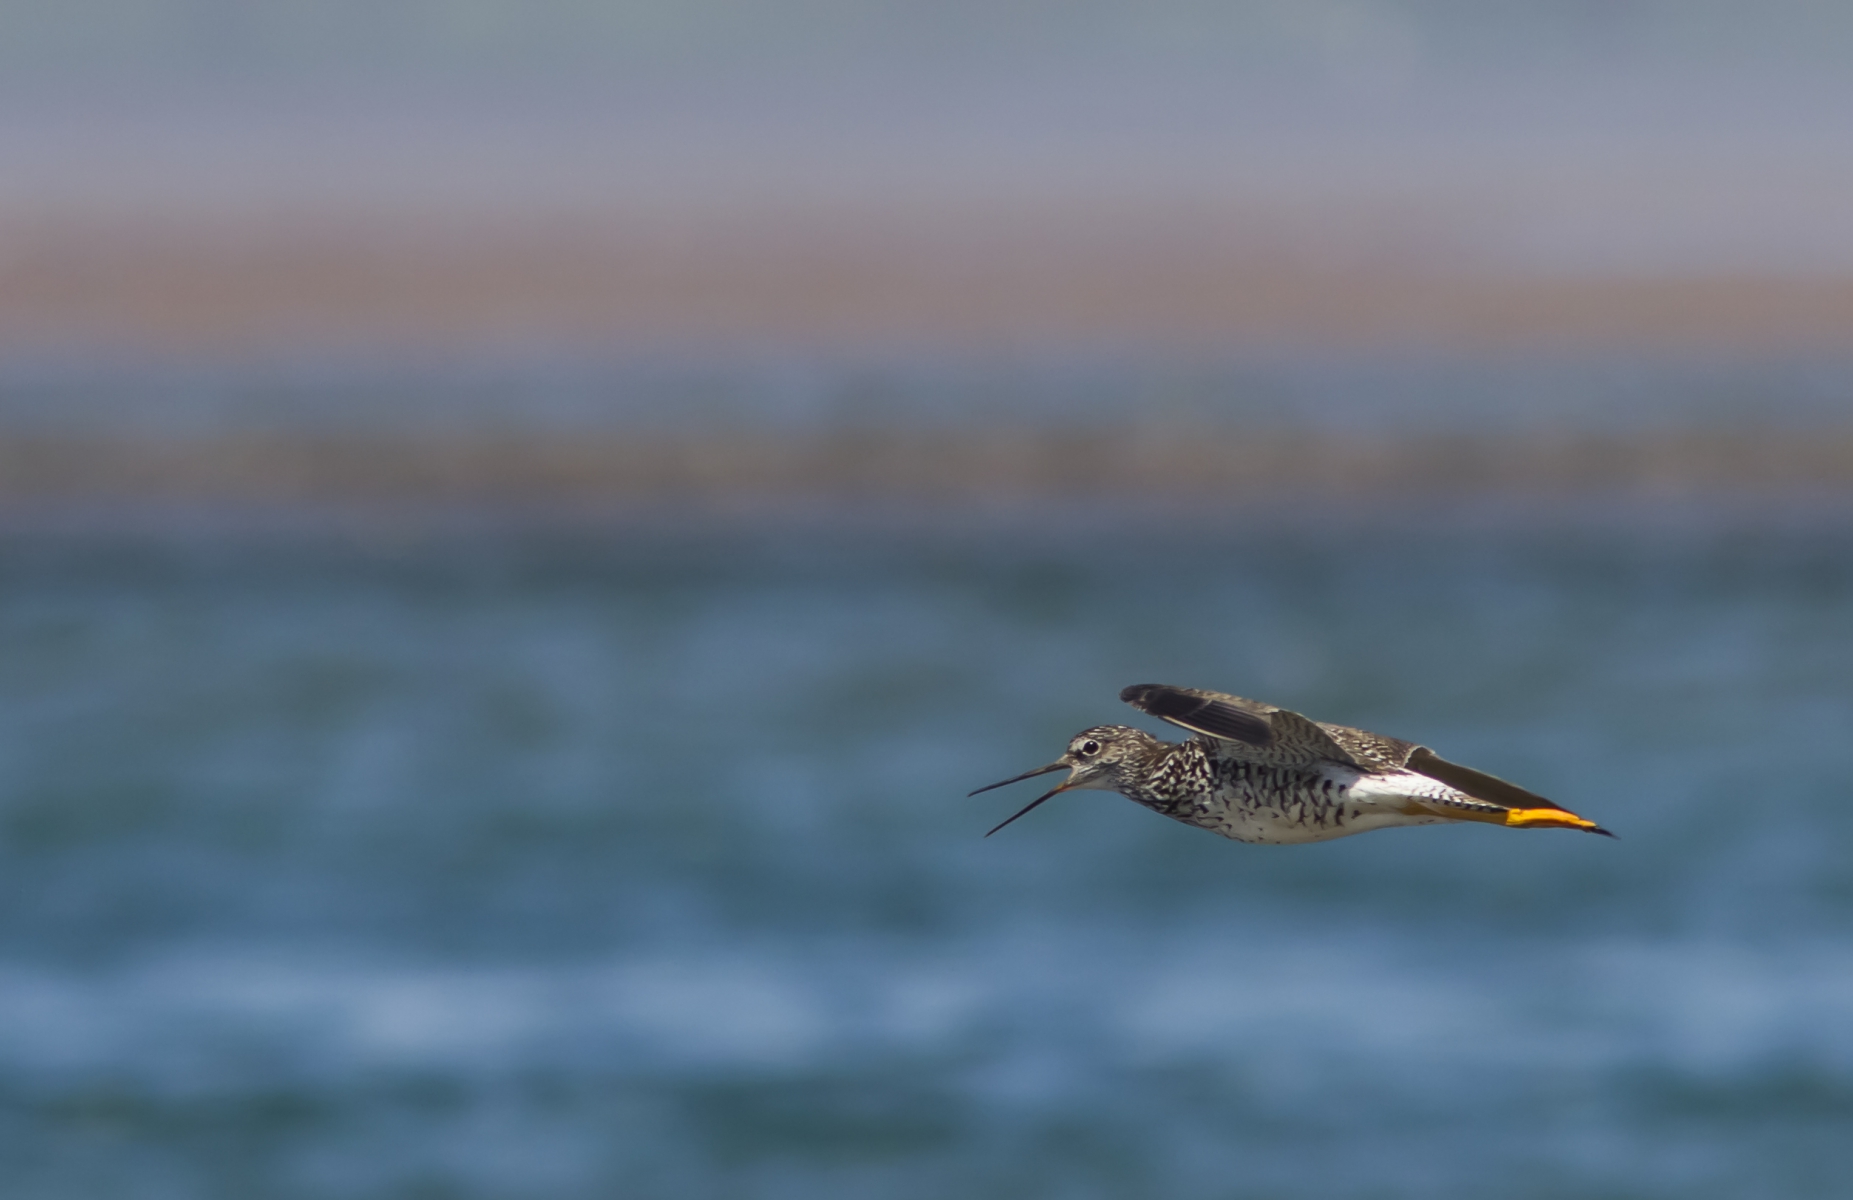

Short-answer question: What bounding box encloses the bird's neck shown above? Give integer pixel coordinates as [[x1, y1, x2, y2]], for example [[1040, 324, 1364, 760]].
[[1116, 737, 1195, 805]]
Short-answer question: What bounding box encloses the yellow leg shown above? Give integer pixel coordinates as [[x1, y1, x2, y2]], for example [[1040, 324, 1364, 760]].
[[1410, 800, 1613, 837], [1503, 807, 1613, 836]]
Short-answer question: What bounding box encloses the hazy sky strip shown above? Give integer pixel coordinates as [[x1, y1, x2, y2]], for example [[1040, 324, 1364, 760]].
[[6, 1, 1853, 84]]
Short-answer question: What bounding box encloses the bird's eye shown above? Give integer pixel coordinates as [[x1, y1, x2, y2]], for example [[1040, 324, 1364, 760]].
[[1080, 739, 1101, 756]]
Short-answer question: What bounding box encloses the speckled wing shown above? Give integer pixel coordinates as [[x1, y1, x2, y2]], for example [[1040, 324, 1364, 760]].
[[1315, 722, 1421, 772], [1314, 722, 1567, 809], [1119, 684, 1380, 769], [1120, 682, 1569, 811]]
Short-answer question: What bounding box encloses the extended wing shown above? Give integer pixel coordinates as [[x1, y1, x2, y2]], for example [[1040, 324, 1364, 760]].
[[1119, 683, 1371, 768], [1119, 682, 1569, 812]]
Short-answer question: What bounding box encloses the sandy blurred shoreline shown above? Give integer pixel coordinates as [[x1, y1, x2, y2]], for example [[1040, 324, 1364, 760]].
[[7, 126, 1852, 512], [5, 207, 1853, 357]]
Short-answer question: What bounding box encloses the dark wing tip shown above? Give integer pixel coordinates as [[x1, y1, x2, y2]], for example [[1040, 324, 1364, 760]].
[[1406, 747, 1569, 814], [1120, 683, 1274, 746], [1118, 684, 1161, 706], [1589, 825, 1618, 839]]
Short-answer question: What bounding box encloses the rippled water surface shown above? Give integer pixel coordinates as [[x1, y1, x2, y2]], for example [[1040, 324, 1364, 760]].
[[2, 518, 1851, 1198]]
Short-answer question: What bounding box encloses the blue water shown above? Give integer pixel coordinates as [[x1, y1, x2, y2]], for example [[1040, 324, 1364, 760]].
[[1, 518, 1851, 1198], [6, 355, 1853, 437]]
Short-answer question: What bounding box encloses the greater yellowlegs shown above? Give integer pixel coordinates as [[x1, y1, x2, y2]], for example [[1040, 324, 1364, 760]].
[[971, 683, 1611, 843]]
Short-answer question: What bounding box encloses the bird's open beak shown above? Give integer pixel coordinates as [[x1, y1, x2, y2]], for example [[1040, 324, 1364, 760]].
[[968, 760, 1078, 837], [969, 760, 1067, 797]]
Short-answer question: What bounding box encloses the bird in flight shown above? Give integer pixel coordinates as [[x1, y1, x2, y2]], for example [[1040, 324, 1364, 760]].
[[971, 683, 1611, 843]]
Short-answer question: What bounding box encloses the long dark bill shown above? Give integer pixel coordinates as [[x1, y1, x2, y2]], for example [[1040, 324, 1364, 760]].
[[983, 783, 1073, 837], [968, 761, 1067, 798]]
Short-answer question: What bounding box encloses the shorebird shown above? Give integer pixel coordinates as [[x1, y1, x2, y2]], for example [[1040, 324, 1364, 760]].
[[971, 684, 1611, 843]]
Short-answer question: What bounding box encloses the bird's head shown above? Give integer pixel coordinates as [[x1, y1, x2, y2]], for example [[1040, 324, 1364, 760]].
[[969, 724, 1167, 836]]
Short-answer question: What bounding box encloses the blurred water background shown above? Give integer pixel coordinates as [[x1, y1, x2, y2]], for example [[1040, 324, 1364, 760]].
[[5, 2, 1853, 1198]]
